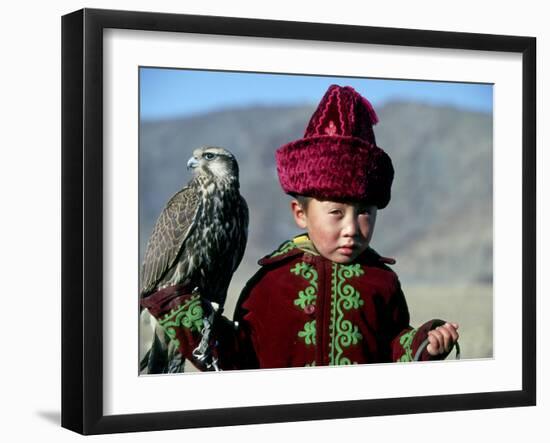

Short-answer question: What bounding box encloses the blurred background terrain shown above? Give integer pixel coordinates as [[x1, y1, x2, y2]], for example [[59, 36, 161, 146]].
[[139, 72, 493, 363]]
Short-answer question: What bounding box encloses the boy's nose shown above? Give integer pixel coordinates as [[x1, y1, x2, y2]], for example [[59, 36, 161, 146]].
[[342, 217, 359, 237]]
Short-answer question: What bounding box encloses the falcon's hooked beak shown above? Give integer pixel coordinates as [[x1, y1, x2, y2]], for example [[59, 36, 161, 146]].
[[187, 156, 199, 170]]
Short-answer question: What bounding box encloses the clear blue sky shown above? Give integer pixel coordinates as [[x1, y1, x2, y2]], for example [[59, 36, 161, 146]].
[[140, 67, 493, 121]]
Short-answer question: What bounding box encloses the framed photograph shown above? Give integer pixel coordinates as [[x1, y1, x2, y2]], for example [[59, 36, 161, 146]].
[[61, 8, 536, 435]]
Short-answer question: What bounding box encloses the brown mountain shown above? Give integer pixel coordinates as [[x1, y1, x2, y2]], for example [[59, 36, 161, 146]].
[[139, 102, 492, 286]]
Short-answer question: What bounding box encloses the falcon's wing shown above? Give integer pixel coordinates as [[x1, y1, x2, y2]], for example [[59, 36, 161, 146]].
[[231, 195, 249, 274], [140, 186, 202, 296]]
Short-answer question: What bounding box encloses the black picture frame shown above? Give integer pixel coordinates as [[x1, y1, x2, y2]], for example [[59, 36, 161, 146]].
[[61, 8, 536, 435]]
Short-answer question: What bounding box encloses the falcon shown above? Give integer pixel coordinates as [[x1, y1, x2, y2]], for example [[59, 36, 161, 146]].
[[140, 146, 249, 307]]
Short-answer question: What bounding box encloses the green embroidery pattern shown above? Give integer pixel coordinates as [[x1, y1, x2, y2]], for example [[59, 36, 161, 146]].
[[271, 240, 297, 257], [336, 357, 360, 365], [291, 262, 318, 309], [298, 320, 317, 345], [291, 261, 318, 349], [158, 295, 205, 348], [397, 328, 417, 362], [329, 263, 365, 365]]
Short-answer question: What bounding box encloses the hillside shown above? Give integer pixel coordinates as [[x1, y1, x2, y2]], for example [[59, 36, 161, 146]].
[[139, 102, 492, 287]]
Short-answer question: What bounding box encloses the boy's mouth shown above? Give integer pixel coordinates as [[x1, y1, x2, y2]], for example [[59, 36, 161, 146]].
[[337, 245, 356, 255]]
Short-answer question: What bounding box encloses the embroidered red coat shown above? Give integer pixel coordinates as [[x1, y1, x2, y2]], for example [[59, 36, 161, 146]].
[[141, 235, 448, 371]]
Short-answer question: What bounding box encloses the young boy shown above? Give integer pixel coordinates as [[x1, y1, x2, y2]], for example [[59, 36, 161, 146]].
[[141, 84, 458, 371]]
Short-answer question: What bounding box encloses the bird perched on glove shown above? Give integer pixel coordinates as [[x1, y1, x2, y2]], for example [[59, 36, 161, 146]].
[[140, 146, 249, 308]]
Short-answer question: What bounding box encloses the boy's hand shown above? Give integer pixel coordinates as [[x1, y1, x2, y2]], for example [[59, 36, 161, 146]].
[[427, 322, 459, 356]]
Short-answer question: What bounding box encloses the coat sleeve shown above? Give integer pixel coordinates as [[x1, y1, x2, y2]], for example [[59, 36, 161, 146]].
[[140, 284, 259, 371], [386, 279, 451, 362]]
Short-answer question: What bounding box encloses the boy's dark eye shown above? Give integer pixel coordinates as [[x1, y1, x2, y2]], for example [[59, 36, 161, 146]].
[[358, 206, 373, 215], [204, 152, 216, 160]]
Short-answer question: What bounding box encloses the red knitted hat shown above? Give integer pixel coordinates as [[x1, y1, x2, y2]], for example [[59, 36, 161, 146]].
[[275, 84, 394, 209]]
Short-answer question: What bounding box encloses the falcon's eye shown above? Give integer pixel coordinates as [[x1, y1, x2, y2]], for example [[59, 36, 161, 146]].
[[204, 152, 216, 160]]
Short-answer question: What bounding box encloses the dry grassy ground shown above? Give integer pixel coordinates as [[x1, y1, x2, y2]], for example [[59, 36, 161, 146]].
[[405, 284, 493, 359]]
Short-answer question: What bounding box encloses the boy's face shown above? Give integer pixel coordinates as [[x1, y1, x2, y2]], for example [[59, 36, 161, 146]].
[[291, 198, 377, 263]]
